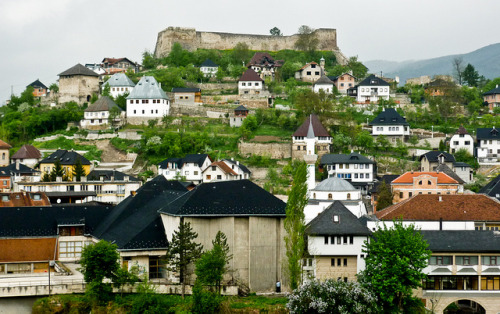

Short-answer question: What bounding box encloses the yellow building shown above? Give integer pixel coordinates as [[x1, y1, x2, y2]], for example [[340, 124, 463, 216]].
[[39, 149, 91, 180]]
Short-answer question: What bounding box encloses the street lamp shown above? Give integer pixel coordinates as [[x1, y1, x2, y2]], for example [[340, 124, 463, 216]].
[[431, 126, 434, 139]]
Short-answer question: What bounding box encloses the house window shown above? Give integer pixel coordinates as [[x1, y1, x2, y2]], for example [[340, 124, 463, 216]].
[[350, 236, 353, 244], [456, 256, 478, 265], [194, 171, 198, 176], [343, 258, 347, 266], [429, 256, 452, 265], [306, 71, 311, 75], [206, 175, 211, 180], [343, 236, 348, 244], [333, 215, 339, 223], [324, 236, 329, 244], [59, 241, 83, 258], [337, 258, 341, 266], [2, 195, 9, 201], [31, 194, 41, 200], [217, 175, 222, 180], [315, 72, 320, 75], [347, 193, 351, 200], [255, 83, 259, 86], [399, 192, 404, 199], [328, 193, 332, 200], [212, 166, 217, 171], [331, 258, 335, 267], [482, 256, 500, 266]]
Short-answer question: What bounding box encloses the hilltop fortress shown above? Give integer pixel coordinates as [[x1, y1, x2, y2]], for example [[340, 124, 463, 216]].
[[154, 27, 348, 65]]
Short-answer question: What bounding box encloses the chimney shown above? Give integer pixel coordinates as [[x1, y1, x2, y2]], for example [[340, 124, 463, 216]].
[[110, 176, 115, 182], [81, 176, 87, 182], [56, 176, 62, 182], [439, 195, 443, 202], [124, 176, 129, 182], [15, 159, 19, 171]]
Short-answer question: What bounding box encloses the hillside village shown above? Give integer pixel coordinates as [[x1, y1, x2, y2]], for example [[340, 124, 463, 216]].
[[3, 25, 500, 312]]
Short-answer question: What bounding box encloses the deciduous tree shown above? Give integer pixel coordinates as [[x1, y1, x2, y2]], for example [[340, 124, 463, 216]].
[[452, 57, 465, 85], [360, 220, 431, 312], [284, 161, 308, 290], [294, 25, 319, 52], [376, 181, 393, 211], [165, 220, 203, 298]]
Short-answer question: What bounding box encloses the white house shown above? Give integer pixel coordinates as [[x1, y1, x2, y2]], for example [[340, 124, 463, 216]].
[[103, 73, 135, 98], [16, 170, 141, 205], [10, 145, 42, 169], [476, 127, 500, 165], [306, 176, 367, 223], [304, 201, 371, 282], [81, 96, 123, 128], [202, 159, 251, 183], [355, 74, 390, 103], [369, 108, 410, 142], [320, 152, 376, 194], [238, 68, 264, 96], [313, 75, 335, 94], [126, 76, 170, 120], [158, 154, 212, 184], [200, 59, 218, 78], [450, 126, 474, 155]]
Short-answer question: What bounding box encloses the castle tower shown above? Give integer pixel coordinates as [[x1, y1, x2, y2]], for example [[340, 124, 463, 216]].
[[304, 116, 318, 193]]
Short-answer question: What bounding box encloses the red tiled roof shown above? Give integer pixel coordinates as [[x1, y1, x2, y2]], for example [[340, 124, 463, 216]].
[[293, 114, 331, 137], [210, 161, 238, 176], [0, 139, 12, 149], [0, 192, 51, 207], [299, 62, 318, 71], [11, 144, 41, 159], [391, 172, 459, 185], [238, 68, 264, 82], [376, 194, 500, 221]]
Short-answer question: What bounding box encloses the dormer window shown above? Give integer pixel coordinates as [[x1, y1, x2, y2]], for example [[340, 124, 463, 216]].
[[333, 215, 339, 223]]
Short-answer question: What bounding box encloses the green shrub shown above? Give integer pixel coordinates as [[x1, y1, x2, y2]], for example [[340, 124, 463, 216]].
[[191, 281, 222, 314]]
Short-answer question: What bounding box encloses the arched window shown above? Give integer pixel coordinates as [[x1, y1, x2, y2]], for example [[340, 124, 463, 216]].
[[347, 193, 351, 200], [428, 180, 432, 185], [328, 193, 332, 200], [418, 181, 423, 185]]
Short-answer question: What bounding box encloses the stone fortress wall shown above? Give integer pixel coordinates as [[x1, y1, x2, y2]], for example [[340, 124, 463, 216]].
[[154, 27, 347, 65]]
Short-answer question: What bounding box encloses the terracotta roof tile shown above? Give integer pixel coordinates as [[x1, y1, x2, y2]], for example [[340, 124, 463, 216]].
[[392, 172, 459, 185], [210, 161, 238, 176], [376, 194, 500, 221]]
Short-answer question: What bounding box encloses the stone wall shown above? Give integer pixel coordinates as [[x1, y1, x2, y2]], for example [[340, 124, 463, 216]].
[[155, 27, 347, 65], [58, 75, 100, 105], [238, 142, 291, 159]]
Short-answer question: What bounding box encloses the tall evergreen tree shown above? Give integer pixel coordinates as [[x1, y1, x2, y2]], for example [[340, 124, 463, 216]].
[[72, 159, 86, 181], [376, 181, 393, 211], [50, 160, 65, 181], [462, 63, 480, 87], [284, 161, 308, 290], [165, 220, 203, 298]]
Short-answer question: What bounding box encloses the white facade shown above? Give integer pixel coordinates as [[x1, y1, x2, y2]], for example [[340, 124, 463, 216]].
[[159, 157, 212, 184], [356, 85, 390, 103], [127, 98, 170, 118], [109, 86, 133, 98], [366, 220, 476, 232], [201, 66, 218, 77], [202, 160, 250, 183], [477, 139, 500, 165], [238, 81, 263, 94], [81, 110, 111, 127], [372, 125, 410, 137], [313, 83, 334, 94], [450, 133, 474, 155], [324, 163, 374, 183], [307, 235, 368, 274]]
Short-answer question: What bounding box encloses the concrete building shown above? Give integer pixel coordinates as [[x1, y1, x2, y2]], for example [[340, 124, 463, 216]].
[[81, 96, 123, 129], [200, 59, 218, 78], [103, 73, 135, 98], [58, 64, 100, 105], [483, 85, 500, 112], [477, 127, 500, 165], [313, 75, 335, 94], [369, 108, 410, 142], [158, 154, 212, 184], [319, 152, 376, 194], [292, 114, 332, 160], [238, 68, 264, 96], [450, 126, 474, 155], [305, 201, 371, 283], [0, 140, 12, 167], [355, 74, 390, 103], [171, 88, 202, 106], [126, 76, 170, 123], [11, 145, 41, 168]]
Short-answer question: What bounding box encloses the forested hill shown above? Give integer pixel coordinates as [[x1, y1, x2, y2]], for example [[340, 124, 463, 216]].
[[365, 43, 500, 84]]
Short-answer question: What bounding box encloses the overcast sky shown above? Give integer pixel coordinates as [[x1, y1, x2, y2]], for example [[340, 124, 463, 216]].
[[2, 0, 500, 103]]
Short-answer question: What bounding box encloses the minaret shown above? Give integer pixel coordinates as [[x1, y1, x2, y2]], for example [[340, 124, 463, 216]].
[[319, 56, 325, 70], [303, 115, 318, 194]]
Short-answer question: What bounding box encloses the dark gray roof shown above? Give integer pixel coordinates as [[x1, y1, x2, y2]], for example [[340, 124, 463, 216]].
[[320, 152, 375, 165], [314, 75, 333, 85], [0, 163, 39, 175], [483, 86, 500, 96], [435, 164, 464, 184], [369, 108, 408, 126], [45, 191, 97, 197], [159, 179, 286, 217], [358, 74, 390, 87], [172, 88, 201, 93], [421, 230, 500, 253], [59, 63, 99, 77], [480, 174, 500, 199], [419, 151, 456, 163], [158, 154, 210, 169], [201, 59, 218, 67], [0, 205, 112, 238], [103, 73, 135, 88], [127, 76, 168, 100], [235, 105, 248, 111], [477, 127, 500, 140], [87, 170, 139, 182], [27, 79, 47, 89], [85, 96, 121, 112], [312, 177, 357, 192], [40, 150, 91, 165], [222, 159, 251, 174], [370, 175, 399, 193], [95, 176, 188, 250], [453, 162, 471, 167], [306, 201, 371, 236]]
